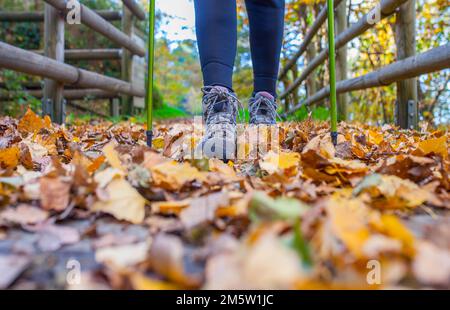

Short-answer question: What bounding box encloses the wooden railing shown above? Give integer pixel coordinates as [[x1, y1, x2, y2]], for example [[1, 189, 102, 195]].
[[0, 0, 146, 123], [279, 0, 450, 129]]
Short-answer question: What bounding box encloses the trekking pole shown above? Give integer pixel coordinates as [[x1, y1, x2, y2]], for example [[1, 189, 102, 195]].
[[146, 0, 156, 147], [327, 0, 338, 146]]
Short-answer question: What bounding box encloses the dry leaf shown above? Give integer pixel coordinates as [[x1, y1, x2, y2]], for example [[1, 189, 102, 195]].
[[151, 161, 207, 190], [0, 146, 19, 169], [92, 178, 146, 224], [102, 142, 126, 172], [40, 177, 71, 211], [0, 255, 30, 289], [260, 151, 300, 176], [17, 108, 49, 135], [0, 205, 49, 225], [417, 135, 448, 159], [95, 241, 151, 268]]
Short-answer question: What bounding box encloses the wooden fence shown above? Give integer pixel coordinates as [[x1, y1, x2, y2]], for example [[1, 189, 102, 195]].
[[0, 0, 147, 123], [279, 0, 450, 129]]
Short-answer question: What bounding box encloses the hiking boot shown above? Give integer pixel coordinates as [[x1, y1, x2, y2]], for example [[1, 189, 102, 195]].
[[197, 86, 239, 160], [248, 91, 278, 125]]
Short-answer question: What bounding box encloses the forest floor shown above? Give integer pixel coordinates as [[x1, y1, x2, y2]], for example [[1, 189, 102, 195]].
[[0, 109, 449, 289]]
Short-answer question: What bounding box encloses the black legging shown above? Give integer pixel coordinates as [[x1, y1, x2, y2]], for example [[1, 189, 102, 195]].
[[194, 0, 285, 97]]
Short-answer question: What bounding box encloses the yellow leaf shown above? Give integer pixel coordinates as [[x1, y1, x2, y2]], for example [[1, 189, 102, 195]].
[[92, 179, 146, 224], [151, 199, 190, 215], [130, 272, 181, 290], [0, 146, 19, 169], [370, 214, 415, 256], [368, 129, 384, 145], [102, 142, 125, 172], [260, 151, 300, 176], [151, 161, 207, 191], [418, 135, 448, 158], [152, 137, 165, 149], [327, 191, 371, 258]]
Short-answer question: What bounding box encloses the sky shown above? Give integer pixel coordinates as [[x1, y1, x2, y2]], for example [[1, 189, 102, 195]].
[[157, 0, 196, 41]]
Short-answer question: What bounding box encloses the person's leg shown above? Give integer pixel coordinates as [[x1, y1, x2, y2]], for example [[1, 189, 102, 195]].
[[194, 0, 237, 90], [245, 0, 285, 125], [245, 0, 285, 97], [194, 0, 239, 160]]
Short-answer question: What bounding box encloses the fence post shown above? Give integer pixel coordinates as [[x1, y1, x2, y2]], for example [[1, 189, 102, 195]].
[[43, 3, 65, 123], [121, 6, 134, 115], [336, 0, 348, 121], [110, 98, 120, 117], [395, 0, 418, 129]]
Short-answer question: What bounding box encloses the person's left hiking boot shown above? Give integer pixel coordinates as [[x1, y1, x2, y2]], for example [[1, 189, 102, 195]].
[[196, 86, 239, 161], [248, 92, 278, 125]]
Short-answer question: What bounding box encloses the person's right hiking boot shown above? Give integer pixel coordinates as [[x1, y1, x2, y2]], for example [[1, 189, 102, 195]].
[[248, 91, 278, 125], [197, 86, 239, 160]]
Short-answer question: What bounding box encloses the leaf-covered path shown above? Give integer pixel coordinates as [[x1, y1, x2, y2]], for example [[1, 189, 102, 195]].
[[0, 109, 449, 289]]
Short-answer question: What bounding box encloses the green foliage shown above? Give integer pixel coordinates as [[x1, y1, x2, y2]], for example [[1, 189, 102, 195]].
[[152, 103, 188, 120], [286, 105, 330, 122], [0, 70, 41, 115], [292, 220, 313, 268]]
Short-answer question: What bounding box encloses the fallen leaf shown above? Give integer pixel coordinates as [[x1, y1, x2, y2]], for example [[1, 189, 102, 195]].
[[180, 192, 230, 228], [412, 241, 450, 287], [354, 174, 439, 209], [0, 255, 30, 289], [0, 146, 20, 169], [0, 205, 49, 225], [95, 241, 151, 268], [102, 142, 126, 172], [260, 151, 300, 176], [417, 135, 448, 159], [204, 232, 302, 289], [40, 177, 71, 211], [149, 234, 201, 288], [92, 178, 146, 224], [129, 272, 181, 290], [17, 108, 49, 135], [249, 191, 309, 222], [151, 161, 207, 191]]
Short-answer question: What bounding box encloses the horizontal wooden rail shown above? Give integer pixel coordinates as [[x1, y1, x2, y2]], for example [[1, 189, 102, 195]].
[[0, 88, 118, 101], [43, 0, 145, 57], [32, 49, 122, 60], [280, 0, 409, 100], [0, 41, 145, 97], [122, 0, 146, 21], [278, 0, 343, 80], [0, 10, 122, 22], [283, 44, 450, 116]]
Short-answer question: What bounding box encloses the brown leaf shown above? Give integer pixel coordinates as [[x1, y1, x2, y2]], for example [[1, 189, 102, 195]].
[[17, 108, 50, 135], [40, 177, 71, 211], [180, 192, 230, 228], [149, 234, 201, 288], [0, 204, 49, 225]]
